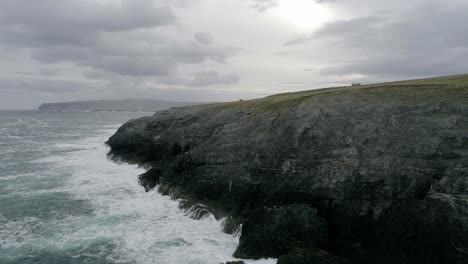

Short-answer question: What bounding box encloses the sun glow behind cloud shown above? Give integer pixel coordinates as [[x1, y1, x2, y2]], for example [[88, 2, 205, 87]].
[[273, 0, 332, 31]]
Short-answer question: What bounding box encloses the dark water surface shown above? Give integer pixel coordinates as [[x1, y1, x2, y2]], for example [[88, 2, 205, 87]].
[[0, 111, 274, 264]]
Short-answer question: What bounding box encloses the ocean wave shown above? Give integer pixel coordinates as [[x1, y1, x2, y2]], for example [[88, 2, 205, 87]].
[[0, 112, 275, 264]]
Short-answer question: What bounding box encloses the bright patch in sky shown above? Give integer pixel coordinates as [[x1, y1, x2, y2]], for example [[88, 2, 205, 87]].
[[275, 0, 331, 31]]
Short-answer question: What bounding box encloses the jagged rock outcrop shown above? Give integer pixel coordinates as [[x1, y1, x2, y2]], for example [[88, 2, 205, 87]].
[[233, 204, 327, 259], [107, 75, 468, 264]]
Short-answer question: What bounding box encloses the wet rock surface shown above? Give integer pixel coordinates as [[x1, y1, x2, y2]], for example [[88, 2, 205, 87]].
[[233, 204, 327, 259], [107, 84, 468, 264]]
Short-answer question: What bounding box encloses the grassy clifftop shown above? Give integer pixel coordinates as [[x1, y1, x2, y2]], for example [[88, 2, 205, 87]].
[[199, 73, 468, 113], [268, 73, 468, 98]]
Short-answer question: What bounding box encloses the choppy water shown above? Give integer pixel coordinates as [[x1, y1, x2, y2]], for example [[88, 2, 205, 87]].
[[0, 111, 274, 264]]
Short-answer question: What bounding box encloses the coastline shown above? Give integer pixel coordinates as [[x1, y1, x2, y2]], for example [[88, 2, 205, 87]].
[[106, 77, 468, 264]]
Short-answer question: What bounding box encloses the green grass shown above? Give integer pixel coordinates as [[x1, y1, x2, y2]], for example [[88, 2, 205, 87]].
[[379, 73, 468, 86], [199, 73, 468, 112], [266, 73, 468, 99]]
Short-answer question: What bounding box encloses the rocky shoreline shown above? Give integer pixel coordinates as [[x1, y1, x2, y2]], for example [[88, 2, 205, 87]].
[[107, 76, 468, 264]]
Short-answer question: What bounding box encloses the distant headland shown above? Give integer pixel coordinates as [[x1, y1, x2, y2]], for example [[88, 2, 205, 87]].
[[38, 99, 201, 112]]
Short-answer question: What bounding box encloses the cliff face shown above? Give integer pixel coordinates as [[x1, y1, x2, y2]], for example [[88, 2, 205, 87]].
[[107, 75, 468, 264]]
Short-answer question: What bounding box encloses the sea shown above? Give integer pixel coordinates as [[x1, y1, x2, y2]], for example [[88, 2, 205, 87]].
[[0, 110, 274, 264]]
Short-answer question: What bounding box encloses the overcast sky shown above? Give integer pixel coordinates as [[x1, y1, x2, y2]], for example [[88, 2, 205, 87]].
[[1, 0, 467, 109]]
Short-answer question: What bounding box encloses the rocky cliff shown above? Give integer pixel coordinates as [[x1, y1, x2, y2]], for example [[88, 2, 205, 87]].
[[107, 74, 468, 264]]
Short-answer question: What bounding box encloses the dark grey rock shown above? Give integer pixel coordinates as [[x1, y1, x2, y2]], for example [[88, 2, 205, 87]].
[[234, 204, 327, 259], [277, 249, 354, 264], [138, 168, 160, 192], [107, 83, 468, 264]]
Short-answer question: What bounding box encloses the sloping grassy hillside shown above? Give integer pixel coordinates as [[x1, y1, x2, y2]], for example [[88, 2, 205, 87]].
[[267, 73, 468, 99], [200, 73, 468, 113]]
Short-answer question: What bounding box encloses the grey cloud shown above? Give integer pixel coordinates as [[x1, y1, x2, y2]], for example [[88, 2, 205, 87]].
[[189, 71, 240, 86], [0, 0, 176, 33], [194, 33, 214, 45], [155, 41, 238, 64], [0, 0, 173, 50], [82, 70, 119, 81], [275, 50, 296, 56], [83, 56, 176, 77], [319, 50, 468, 78], [0, 77, 99, 93], [249, 0, 278, 12], [166, 0, 202, 8], [285, 16, 383, 46], [24, 33, 236, 77], [288, 1, 468, 78], [159, 71, 240, 87], [0, 0, 238, 80], [39, 68, 62, 77], [280, 81, 309, 85], [30, 46, 93, 64]]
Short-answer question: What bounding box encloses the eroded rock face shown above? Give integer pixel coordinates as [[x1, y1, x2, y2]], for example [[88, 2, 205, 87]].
[[107, 85, 468, 263], [233, 204, 327, 259]]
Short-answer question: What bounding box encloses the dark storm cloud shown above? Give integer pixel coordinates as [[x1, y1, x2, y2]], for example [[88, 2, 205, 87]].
[[159, 71, 240, 87], [287, 1, 468, 78], [0, 0, 238, 83]]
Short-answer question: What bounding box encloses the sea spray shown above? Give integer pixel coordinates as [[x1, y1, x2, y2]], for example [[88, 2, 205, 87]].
[[0, 111, 275, 264]]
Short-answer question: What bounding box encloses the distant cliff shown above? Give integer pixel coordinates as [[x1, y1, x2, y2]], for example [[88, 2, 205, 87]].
[[107, 74, 468, 264], [38, 99, 199, 112]]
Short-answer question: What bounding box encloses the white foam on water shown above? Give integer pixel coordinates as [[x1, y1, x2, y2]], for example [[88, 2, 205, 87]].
[[14, 127, 275, 264], [29, 156, 65, 164], [0, 172, 37, 182], [0, 216, 37, 248]]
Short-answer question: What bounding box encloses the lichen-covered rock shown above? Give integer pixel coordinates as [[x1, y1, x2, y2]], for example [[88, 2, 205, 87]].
[[233, 204, 327, 259], [107, 79, 468, 264]]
